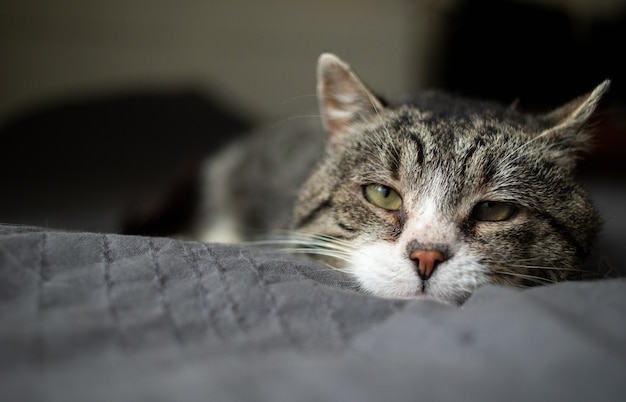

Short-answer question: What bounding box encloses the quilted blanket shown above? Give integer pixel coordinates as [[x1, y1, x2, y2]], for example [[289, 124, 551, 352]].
[[1, 223, 625, 402]]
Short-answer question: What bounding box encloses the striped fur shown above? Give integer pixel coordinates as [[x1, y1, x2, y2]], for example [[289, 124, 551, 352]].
[[199, 53, 608, 305]]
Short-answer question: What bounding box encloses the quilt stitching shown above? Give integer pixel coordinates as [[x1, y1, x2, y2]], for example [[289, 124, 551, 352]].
[[204, 244, 246, 334], [101, 234, 127, 352], [33, 231, 47, 365], [0, 233, 38, 276], [148, 238, 183, 345], [283, 257, 323, 282], [321, 286, 349, 347], [241, 249, 300, 350], [181, 242, 223, 340]]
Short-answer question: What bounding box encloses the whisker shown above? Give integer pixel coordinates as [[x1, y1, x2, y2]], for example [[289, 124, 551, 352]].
[[287, 248, 353, 261], [260, 237, 325, 249], [506, 264, 584, 272], [287, 231, 359, 249], [483, 259, 585, 273], [269, 114, 323, 129], [280, 93, 318, 104], [365, 91, 391, 138], [247, 231, 361, 271], [490, 270, 557, 285]]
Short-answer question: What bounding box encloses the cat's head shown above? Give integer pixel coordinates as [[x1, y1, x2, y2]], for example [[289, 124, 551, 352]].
[[291, 53, 609, 305]]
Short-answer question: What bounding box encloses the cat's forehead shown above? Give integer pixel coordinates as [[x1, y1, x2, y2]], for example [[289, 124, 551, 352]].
[[341, 101, 558, 200], [397, 92, 532, 123], [396, 102, 537, 135], [357, 101, 547, 154]]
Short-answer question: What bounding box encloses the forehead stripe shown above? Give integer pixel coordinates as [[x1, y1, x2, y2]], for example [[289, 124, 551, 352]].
[[407, 131, 425, 166]]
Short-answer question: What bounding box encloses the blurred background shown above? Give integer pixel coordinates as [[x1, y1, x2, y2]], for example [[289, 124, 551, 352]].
[[0, 0, 624, 272]]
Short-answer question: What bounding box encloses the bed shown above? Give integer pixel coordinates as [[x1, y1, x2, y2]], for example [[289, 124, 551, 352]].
[[1, 223, 625, 402]]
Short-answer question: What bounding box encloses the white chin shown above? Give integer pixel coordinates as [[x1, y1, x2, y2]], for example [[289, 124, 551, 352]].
[[359, 282, 457, 304]]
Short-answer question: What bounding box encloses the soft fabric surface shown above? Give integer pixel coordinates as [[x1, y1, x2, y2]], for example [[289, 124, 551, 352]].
[[1, 224, 625, 402]]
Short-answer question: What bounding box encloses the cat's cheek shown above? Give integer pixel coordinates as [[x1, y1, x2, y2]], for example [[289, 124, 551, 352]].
[[426, 249, 491, 304], [348, 242, 422, 298]]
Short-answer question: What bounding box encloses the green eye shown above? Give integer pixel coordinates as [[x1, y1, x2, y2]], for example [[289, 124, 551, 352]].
[[364, 184, 403, 211], [471, 201, 517, 222]]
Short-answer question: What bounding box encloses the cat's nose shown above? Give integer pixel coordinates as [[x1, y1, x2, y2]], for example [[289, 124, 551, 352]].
[[409, 249, 446, 280]]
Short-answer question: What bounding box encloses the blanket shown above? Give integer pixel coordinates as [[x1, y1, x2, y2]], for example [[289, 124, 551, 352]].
[[1, 223, 625, 402]]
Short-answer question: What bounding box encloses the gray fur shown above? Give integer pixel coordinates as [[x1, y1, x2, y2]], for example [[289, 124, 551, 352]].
[[197, 53, 608, 305]]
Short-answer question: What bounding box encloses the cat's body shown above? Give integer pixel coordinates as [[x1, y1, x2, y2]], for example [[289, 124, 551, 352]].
[[187, 54, 608, 305]]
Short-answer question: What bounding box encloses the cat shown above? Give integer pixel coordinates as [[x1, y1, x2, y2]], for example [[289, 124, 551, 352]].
[[176, 53, 609, 305]]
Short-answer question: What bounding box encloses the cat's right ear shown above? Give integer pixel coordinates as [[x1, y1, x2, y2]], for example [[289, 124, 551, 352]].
[[536, 80, 610, 171], [317, 53, 385, 138]]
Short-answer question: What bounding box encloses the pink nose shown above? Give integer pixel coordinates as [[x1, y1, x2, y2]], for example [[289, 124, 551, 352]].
[[409, 249, 446, 280]]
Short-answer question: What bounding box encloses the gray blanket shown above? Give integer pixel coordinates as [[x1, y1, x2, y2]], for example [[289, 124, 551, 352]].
[[1, 224, 625, 402]]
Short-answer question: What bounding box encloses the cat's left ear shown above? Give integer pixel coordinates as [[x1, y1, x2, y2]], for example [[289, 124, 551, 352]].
[[538, 80, 610, 168], [317, 53, 385, 138]]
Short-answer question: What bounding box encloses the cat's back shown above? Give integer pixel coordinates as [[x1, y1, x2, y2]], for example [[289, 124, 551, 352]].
[[193, 117, 326, 242], [195, 92, 549, 243], [399, 90, 545, 132]]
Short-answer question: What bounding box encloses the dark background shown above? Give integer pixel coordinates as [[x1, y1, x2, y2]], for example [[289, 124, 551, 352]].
[[1, 0, 624, 272]]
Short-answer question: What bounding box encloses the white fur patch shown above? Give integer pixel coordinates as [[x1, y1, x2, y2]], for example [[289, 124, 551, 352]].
[[194, 143, 246, 244], [197, 217, 243, 244], [348, 240, 488, 304], [401, 196, 456, 246], [325, 107, 357, 122], [401, 171, 456, 247]]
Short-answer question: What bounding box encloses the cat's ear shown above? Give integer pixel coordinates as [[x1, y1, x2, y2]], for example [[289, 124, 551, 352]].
[[317, 53, 385, 137], [538, 80, 610, 169]]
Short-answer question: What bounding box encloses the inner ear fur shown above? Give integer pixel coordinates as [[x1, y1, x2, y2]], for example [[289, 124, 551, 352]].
[[537, 80, 610, 168], [316, 53, 385, 137]]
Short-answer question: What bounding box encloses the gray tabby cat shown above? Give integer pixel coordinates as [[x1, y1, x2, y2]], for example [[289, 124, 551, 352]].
[[195, 53, 609, 305]]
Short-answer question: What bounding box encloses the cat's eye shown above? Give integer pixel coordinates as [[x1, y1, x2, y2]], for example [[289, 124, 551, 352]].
[[363, 184, 403, 211], [471, 201, 517, 222]]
